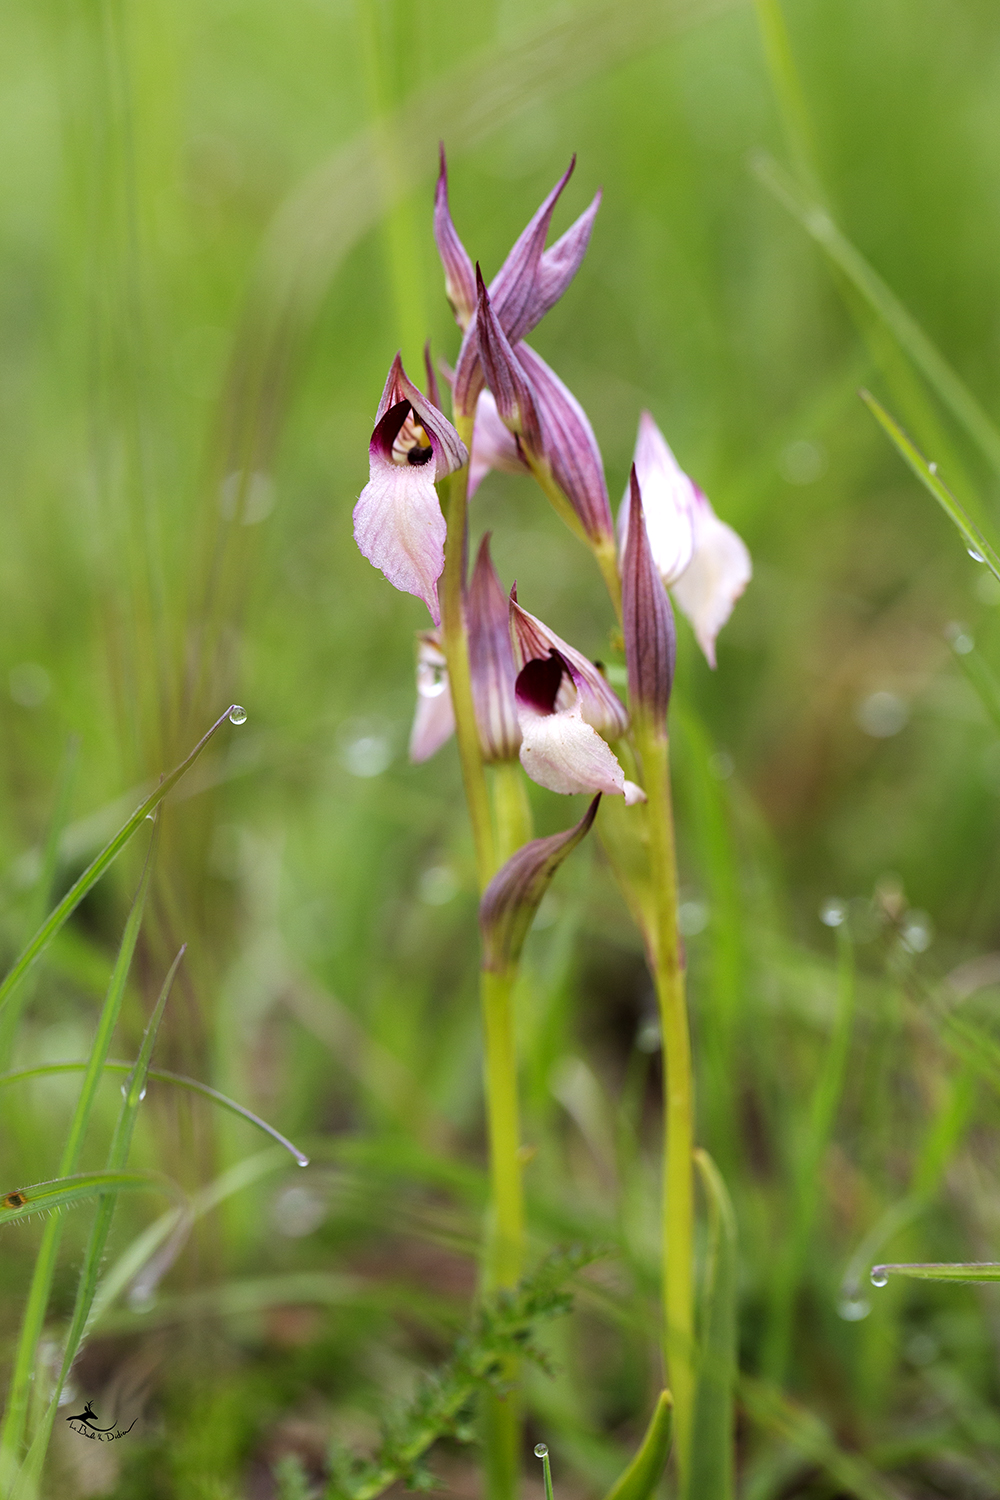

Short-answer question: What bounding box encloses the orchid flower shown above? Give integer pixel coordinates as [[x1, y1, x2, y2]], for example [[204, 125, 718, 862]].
[[408, 536, 520, 766], [617, 411, 751, 667], [621, 465, 676, 734], [474, 275, 615, 550], [352, 354, 468, 625], [434, 146, 601, 418], [509, 591, 644, 803]]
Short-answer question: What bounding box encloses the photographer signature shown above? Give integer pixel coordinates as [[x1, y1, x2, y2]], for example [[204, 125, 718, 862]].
[[66, 1401, 136, 1441]]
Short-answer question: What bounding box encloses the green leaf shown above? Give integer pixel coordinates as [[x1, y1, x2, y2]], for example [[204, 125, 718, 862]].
[[751, 151, 1000, 485], [0, 1169, 177, 1225], [871, 1262, 1000, 1284], [600, 1391, 673, 1500], [684, 1151, 737, 1500], [0, 703, 240, 1021], [858, 390, 1000, 581], [0, 1058, 308, 1166]]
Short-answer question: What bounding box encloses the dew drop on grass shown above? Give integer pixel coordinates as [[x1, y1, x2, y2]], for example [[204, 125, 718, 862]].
[[229, 705, 247, 725], [968, 547, 985, 562], [534, 1445, 549, 1459], [837, 1295, 871, 1321], [870, 1268, 889, 1287], [820, 898, 847, 927]]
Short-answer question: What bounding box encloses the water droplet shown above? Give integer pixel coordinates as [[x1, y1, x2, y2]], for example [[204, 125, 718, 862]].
[[636, 1016, 662, 1053], [837, 1295, 871, 1321], [534, 1444, 549, 1459], [855, 690, 909, 738], [900, 911, 933, 953], [945, 621, 974, 653], [820, 898, 847, 928], [229, 705, 247, 725], [968, 547, 985, 563], [870, 1268, 889, 1287], [678, 899, 710, 936]]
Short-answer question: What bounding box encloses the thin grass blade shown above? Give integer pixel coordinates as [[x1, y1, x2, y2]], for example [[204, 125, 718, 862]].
[[685, 1151, 737, 1500], [0, 827, 158, 1476], [751, 151, 1000, 484], [859, 390, 1000, 579], [0, 1170, 177, 1225], [0, 1060, 308, 1165], [0, 704, 240, 1021], [871, 1263, 1000, 1284]]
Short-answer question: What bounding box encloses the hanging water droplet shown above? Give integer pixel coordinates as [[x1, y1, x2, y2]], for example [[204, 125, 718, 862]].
[[229, 705, 247, 725], [870, 1267, 889, 1287], [820, 898, 847, 927], [837, 1294, 871, 1321], [927, 461, 938, 475], [968, 548, 985, 563], [534, 1444, 549, 1459]]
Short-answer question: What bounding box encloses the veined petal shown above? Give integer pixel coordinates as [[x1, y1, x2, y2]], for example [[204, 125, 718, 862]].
[[480, 797, 600, 973], [434, 146, 476, 331], [672, 491, 751, 668], [510, 592, 628, 740], [621, 465, 676, 731], [527, 190, 602, 330], [354, 355, 468, 625], [488, 157, 576, 346], [515, 342, 614, 547], [518, 703, 625, 797], [469, 536, 520, 762], [409, 633, 455, 763], [473, 272, 540, 444], [618, 411, 696, 585], [468, 390, 529, 497]]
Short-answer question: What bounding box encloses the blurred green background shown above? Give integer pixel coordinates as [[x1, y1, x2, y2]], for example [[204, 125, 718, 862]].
[[4, 0, 1000, 1494]]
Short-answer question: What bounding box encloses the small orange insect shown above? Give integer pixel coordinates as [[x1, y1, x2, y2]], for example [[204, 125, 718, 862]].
[[2, 1191, 28, 1210]]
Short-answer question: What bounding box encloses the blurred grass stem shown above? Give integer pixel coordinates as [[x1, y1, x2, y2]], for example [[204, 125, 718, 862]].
[[636, 727, 694, 1483]]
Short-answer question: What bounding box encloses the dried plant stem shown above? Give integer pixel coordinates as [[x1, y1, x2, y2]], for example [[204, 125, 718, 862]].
[[441, 422, 495, 889], [637, 727, 694, 1484]]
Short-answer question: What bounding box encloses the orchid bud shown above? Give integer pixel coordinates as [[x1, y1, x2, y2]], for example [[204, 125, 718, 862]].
[[438, 147, 601, 417], [468, 535, 521, 763], [473, 269, 541, 445], [621, 466, 676, 734], [353, 354, 468, 625], [620, 411, 750, 667], [407, 539, 521, 766], [480, 797, 600, 973], [509, 591, 644, 803]]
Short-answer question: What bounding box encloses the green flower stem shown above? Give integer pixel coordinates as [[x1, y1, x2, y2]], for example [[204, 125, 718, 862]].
[[481, 964, 524, 1500], [490, 760, 534, 867], [636, 725, 694, 1484], [441, 418, 495, 890]]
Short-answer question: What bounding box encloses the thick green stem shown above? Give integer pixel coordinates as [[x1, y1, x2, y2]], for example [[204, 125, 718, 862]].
[[440, 416, 495, 889], [638, 727, 695, 1483], [491, 760, 534, 867]]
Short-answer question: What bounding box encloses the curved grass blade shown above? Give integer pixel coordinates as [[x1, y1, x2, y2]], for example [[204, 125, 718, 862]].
[[0, 829, 158, 1478], [858, 390, 1000, 580], [685, 1151, 737, 1500], [751, 151, 1000, 483], [0, 704, 241, 1022], [0, 1060, 308, 1166], [88, 1149, 291, 1329], [14, 950, 189, 1500], [601, 1391, 673, 1500], [0, 1170, 177, 1226], [871, 1262, 1000, 1284]]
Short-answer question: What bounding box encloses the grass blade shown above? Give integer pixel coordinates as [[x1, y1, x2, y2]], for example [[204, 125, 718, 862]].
[[0, 1170, 177, 1225], [600, 1391, 673, 1500], [0, 827, 158, 1479], [859, 390, 1000, 580], [685, 1152, 737, 1500], [0, 704, 240, 1022], [751, 151, 1000, 483], [870, 1263, 1000, 1285], [0, 1060, 309, 1165], [12, 949, 188, 1499]]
